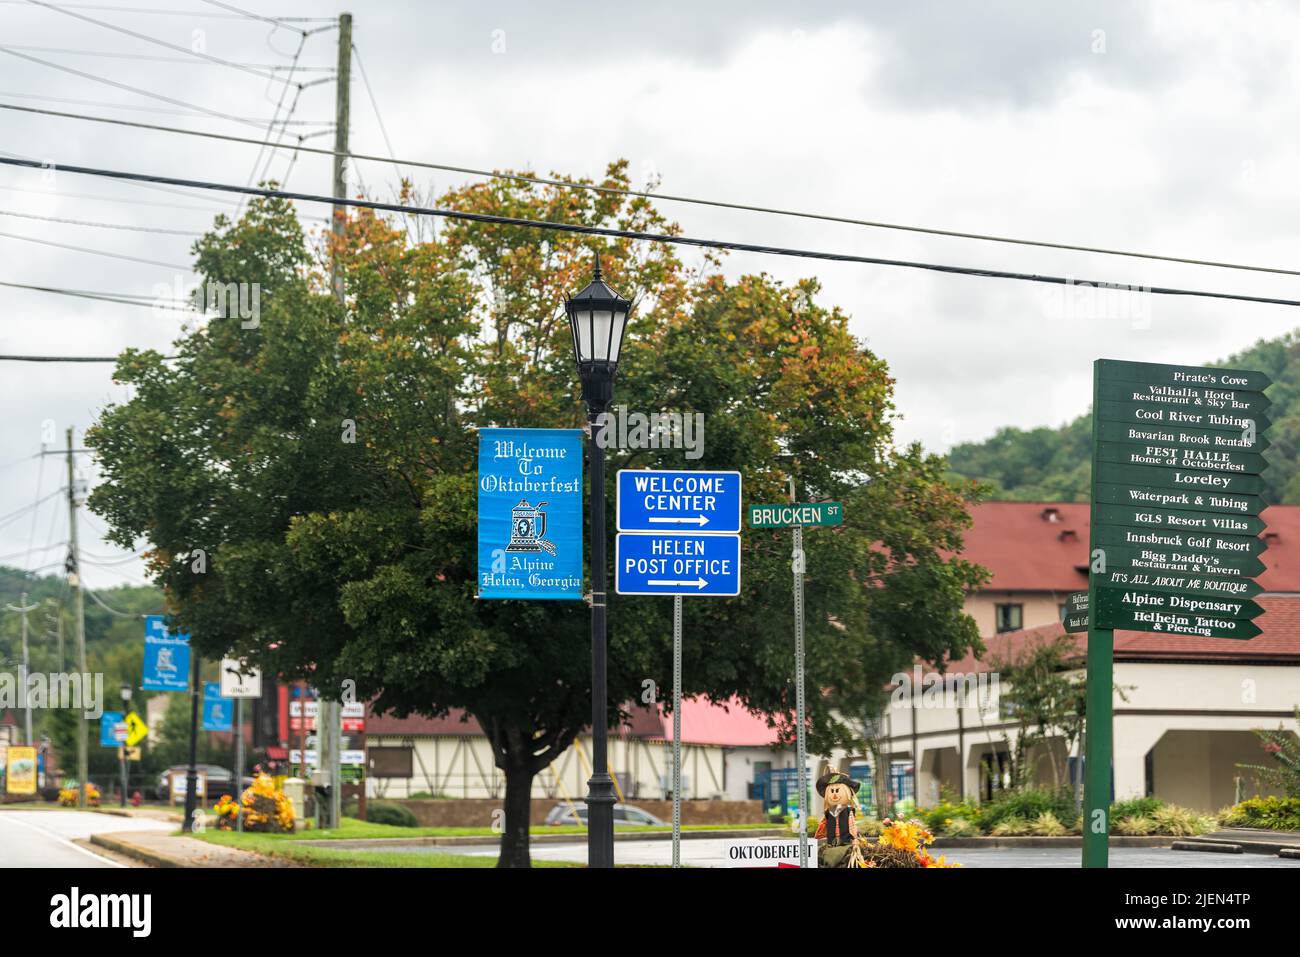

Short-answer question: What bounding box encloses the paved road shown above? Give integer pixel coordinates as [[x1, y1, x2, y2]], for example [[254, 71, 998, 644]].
[[445, 837, 1300, 868], [0, 811, 172, 868]]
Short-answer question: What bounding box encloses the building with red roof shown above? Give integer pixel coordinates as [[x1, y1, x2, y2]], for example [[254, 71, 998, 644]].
[[862, 502, 1300, 813], [360, 695, 788, 806]]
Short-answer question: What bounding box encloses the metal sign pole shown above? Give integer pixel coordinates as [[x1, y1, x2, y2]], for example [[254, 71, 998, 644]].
[[672, 593, 683, 868], [793, 519, 808, 868], [235, 695, 245, 832]]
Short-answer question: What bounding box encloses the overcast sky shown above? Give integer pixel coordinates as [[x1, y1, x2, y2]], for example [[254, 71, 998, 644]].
[[1, 0, 1298, 589]]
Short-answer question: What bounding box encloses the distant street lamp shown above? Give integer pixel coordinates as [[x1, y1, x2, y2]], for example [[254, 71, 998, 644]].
[[565, 255, 632, 869]]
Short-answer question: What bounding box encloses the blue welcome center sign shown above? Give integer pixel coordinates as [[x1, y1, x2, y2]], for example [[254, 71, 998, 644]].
[[142, 615, 191, 692], [617, 469, 742, 533], [202, 682, 233, 732], [477, 427, 584, 600]]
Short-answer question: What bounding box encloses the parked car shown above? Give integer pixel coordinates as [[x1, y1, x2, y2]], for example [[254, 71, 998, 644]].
[[155, 765, 252, 800], [544, 802, 666, 827]]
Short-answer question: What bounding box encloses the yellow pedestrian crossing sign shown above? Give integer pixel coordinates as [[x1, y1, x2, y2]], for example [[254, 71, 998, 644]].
[[124, 712, 149, 747]]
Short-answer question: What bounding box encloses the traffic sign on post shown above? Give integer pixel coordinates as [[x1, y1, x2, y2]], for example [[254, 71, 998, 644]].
[[616, 469, 742, 533], [220, 657, 263, 699], [747, 502, 843, 528], [1083, 358, 1273, 870], [615, 532, 741, 596]]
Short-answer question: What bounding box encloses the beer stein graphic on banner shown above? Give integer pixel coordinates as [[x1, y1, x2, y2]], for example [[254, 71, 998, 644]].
[[507, 499, 556, 554]]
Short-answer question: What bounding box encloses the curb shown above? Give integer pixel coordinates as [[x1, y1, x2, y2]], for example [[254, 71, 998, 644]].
[[932, 836, 1173, 848], [90, 833, 183, 868]]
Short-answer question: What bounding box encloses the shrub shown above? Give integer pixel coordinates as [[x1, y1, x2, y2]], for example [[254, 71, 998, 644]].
[[980, 788, 1078, 833], [1029, 811, 1067, 836], [366, 800, 418, 828], [1238, 707, 1300, 798], [990, 816, 1031, 836], [1110, 796, 1163, 822], [1151, 804, 1209, 836], [919, 799, 981, 832], [1115, 815, 1156, 836], [1221, 795, 1300, 831], [941, 816, 979, 837], [857, 816, 884, 838]]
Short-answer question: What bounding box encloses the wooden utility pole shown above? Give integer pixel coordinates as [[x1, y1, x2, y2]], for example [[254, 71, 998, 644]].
[[65, 428, 89, 808], [330, 12, 352, 304], [317, 11, 353, 830]]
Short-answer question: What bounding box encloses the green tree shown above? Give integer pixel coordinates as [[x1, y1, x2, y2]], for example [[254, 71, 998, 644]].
[[87, 163, 986, 866]]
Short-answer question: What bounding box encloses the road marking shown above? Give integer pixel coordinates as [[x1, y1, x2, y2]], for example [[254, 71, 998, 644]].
[[0, 812, 127, 867]]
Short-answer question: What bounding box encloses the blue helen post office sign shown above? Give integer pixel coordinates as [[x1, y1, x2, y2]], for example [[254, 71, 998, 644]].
[[142, 615, 191, 692], [477, 427, 584, 600]]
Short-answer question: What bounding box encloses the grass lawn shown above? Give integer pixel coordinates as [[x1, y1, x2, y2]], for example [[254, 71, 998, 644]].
[[265, 816, 775, 841], [192, 816, 775, 866], [193, 828, 578, 867]]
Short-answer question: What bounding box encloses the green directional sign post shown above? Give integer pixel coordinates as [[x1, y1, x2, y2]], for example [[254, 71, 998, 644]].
[[1083, 358, 1272, 869]]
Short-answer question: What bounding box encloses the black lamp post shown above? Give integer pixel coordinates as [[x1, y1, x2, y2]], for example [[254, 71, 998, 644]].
[[565, 255, 632, 869]]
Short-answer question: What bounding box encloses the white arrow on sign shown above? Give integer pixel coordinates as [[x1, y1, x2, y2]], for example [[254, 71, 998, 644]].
[[647, 578, 709, 590], [647, 515, 710, 527]]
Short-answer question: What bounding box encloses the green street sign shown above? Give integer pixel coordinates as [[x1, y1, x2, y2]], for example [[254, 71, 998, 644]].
[[1097, 420, 1270, 454], [1093, 482, 1265, 517], [1096, 380, 1271, 414], [1093, 524, 1268, 558], [1097, 564, 1264, 600], [1094, 461, 1265, 496], [1096, 399, 1270, 435], [1097, 359, 1271, 393], [1093, 587, 1263, 638], [1096, 586, 1264, 621], [1096, 441, 1267, 476], [1093, 503, 1266, 537], [1062, 591, 1089, 633], [1096, 543, 1266, 579], [748, 501, 843, 528]]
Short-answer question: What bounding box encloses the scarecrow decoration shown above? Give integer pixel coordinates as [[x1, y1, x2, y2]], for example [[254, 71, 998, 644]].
[[814, 768, 861, 868], [813, 767, 960, 868]]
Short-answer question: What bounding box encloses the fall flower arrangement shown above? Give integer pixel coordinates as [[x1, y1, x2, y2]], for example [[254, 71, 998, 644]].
[[212, 793, 241, 829], [58, 783, 101, 807], [233, 772, 295, 833], [853, 818, 959, 868]]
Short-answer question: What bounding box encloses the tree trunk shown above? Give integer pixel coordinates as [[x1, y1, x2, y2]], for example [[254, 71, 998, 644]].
[[496, 759, 534, 868]]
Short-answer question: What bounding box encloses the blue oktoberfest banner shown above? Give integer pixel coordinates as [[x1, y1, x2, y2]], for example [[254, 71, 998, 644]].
[[477, 428, 584, 600]]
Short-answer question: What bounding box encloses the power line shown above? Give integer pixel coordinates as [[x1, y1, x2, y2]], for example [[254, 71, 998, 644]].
[[0, 88, 333, 123], [0, 227, 190, 269], [3, 153, 1300, 311], [23, 0, 291, 84], [0, 353, 175, 361], [0, 279, 192, 311], [200, 0, 338, 34], [0, 208, 202, 235], [352, 42, 407, 185], [0, 1, 335, 20], [0, 46, 296, 132], [0, 44, 336, 70], [0, 180, 227, 212], [2, 102, 1294, 280]]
